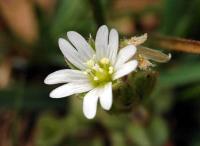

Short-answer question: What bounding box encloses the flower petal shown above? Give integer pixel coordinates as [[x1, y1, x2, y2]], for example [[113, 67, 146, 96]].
[[83, 88, 99, 119], [50, 82, 92, 98], [44, 69, 88, 85], [108, 29, 119, 65], [95, 25, 109, 60], [99, 82, 112, 110], [115, 45, 137, 69], [58, 38, 86, 70], [113, 60, 138, 80], [67, 31, 95, 61]]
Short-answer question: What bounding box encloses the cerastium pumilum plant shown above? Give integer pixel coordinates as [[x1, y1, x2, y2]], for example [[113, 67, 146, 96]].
[[44, 25, 171, 119]]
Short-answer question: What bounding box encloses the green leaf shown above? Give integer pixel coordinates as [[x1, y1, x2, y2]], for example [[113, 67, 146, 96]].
[[160, 0, 191, 35], [159, 62, 200, 87], [127, 123, 151, 146], [147, 116, 169, 146], [51, 0, 96, 39]]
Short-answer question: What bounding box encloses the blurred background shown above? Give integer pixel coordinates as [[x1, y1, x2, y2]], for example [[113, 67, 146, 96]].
[[0, 0, 200, 146]]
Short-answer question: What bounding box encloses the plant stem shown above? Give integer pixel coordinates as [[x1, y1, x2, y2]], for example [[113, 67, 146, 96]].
[[150, 34, 200, 54]]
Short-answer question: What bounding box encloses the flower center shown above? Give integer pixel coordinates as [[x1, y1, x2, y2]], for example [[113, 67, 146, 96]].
[[84, 57, 114, 87]]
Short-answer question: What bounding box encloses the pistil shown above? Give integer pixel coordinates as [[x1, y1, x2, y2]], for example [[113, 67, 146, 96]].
[[84, 57, 114, 87]]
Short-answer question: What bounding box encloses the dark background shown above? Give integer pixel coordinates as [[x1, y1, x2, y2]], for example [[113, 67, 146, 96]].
[[0, 0, 200, 146]]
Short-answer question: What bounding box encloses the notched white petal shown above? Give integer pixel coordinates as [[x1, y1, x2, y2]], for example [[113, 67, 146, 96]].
[[113, 60, 138, 80], [115, 45, 137, 69], [83, 88, 99, 119], [108, 29, 119, 64], [67, 31, 94, 61], [95, 25, 109, 59], [44, 69, 88, 85], [50, 82, 92, 98], [58, 38, 86, 70], [99, 82, 112, 110]]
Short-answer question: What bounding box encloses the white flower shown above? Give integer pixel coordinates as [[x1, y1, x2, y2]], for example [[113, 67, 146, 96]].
[[44, 25, 138, 119]]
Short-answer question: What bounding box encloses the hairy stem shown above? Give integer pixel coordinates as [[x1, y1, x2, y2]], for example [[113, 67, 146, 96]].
[[150, 34, 200, 54]]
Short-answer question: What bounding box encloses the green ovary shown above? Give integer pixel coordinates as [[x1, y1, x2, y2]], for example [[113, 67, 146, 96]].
[[85, 58, 114, 87]]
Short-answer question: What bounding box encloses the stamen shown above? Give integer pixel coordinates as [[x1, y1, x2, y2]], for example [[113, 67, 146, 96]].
[[93, 76, 99, 81], [108, 66, 114, 74], [100, 58, 110, 65], [84, 57, 114, 86], [83, 71, 88, 75]]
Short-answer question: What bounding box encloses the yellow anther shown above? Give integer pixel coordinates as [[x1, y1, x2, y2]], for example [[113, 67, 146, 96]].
[[84, 57, 113, 86], [100, 58, 110, 65], [138, 54, 144, 62], [83, 71, 88, 75], [93, 76, 99, 81], [108, 66, 114, 74]]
